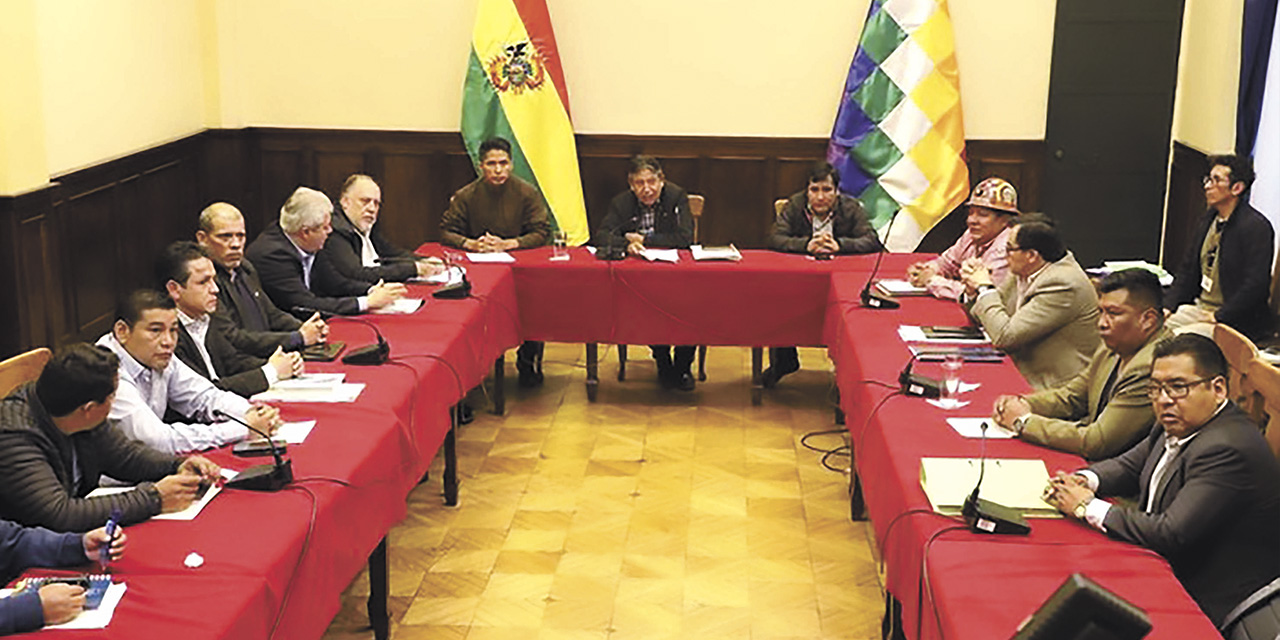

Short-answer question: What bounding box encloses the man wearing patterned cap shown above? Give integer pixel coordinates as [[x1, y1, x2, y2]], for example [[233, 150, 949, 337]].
[[906, 176, 1018, 300]]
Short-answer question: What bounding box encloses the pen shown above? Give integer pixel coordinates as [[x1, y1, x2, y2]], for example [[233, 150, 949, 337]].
[[100, 508, 122, 571]]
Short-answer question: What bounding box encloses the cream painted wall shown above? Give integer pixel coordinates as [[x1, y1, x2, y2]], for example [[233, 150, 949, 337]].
[[36, 0, 207, 176], [1172, 0, 1242, 154], [0, 0, 49, 194], [216, 0, 1056, 139]]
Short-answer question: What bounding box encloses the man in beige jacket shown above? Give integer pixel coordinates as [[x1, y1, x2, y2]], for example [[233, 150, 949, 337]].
[[990, 269, 1170, 460], [962, 213, 1100, 389]]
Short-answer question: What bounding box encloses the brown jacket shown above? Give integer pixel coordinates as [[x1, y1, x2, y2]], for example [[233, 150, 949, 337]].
[[440, 177, 549, 250]]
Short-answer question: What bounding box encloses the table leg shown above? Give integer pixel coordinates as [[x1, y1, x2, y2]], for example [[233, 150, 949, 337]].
[[834, 386, 845, 425], [849, 467, 866, 521], [367, 537, 389, 640], [491, 355, 505, 415], [881, 593, 906, 640], [585, 343, 599, 402], [751, 347, 763, 406], [443, 405, 459, 507]]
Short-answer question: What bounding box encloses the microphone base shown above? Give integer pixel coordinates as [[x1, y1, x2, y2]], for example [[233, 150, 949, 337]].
[[962, 495, 1030, 535], [343, 342, 390, 366], [900, 373, 942, 398], [433, 280, 472, 299], [226, 460, 293, 492], [860, 288, 901, 309]]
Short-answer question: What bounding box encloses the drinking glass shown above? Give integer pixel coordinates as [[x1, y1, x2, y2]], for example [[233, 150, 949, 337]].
[[552, 230, 568, 260], [941, 353, 964, 402]]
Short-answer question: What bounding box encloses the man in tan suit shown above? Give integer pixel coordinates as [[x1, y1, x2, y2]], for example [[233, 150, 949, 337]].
[[990, 268, 1170, 460], [962, 213, 1100, 389]]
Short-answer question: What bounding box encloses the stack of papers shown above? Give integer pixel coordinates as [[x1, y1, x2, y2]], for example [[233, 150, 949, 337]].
[[371, 298, 424, 315], [466, 252, 515, 263], [908, 344, 1004, 362], [253, 383, 365, 403], [919, 457, 1058, 517], [690, 244, 742, 261], [874, 279, 929, 297], [414, 265, 465, 285], [898, 325, 991, 344], [272, 373, 344, 391], [639, 248, 680, 263]]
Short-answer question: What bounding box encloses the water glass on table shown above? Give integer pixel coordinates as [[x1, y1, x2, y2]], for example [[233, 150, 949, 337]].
[[551, 230, 569, 260], [941, 353, 964, 402]]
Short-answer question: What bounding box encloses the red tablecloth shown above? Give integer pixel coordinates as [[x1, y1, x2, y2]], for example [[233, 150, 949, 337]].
[[19, 246, 1218, 639]]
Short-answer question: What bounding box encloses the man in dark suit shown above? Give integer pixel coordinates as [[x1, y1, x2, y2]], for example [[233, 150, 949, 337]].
[[197, 202, 328, 358], [1166, 154, 1275, 341], [158, 241, 302, 397], [246, 186, 406, 317], [322, 174, 443, 284], [595, 155, 698, 391], [1045, 333, 1280, 625], [763, 161, 883, 387]]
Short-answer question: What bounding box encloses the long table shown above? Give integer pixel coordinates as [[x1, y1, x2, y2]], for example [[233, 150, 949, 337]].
[[17, 246, 1218, 639]]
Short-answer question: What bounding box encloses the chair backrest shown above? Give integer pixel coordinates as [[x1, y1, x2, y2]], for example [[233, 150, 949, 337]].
[[1247, 357, 1280, 458], [687, 194, 705, 244], [1215, 323, 1261, 417], [0, 348, 52, 399], [774, 198, 787, 217]]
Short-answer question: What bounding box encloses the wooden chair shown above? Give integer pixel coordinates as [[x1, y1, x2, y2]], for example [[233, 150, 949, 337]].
[[0, 348, 52, 398], [1247, 357, 1280, 458], [1215, 323, 1263, 420], [617, 194, 711, 382], [774, 198, 787, 217]]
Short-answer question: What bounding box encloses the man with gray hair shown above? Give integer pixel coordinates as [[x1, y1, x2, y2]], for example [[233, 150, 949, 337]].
[[247, 186, 406, 316]]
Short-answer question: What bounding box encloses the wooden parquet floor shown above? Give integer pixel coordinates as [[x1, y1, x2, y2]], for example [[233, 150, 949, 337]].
[[322, 344, 885, 639]]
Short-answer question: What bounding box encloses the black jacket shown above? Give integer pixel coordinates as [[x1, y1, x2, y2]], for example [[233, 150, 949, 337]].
[[768, 191, 883, 254], [594, 182, 694, 249], [245, 223, 369, 317], [1169, 200, 1275, 340], [175, 321, 270, 398], [0, 384, 181, 532], [321, 207, 418, 284], [211, 258, 304, 358]]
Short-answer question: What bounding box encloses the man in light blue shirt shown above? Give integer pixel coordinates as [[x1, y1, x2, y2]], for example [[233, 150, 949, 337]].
[[96, 290, 281, 455]]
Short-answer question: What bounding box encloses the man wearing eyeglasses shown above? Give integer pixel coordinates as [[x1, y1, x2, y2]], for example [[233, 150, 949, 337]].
[[1166, 155, 1274, 341], [961, 213, 1101, 389], [1043, 334, 1280, 626]]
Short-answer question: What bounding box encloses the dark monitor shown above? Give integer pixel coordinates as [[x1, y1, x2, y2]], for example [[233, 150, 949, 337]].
[[1011, 573, 1153, 640]]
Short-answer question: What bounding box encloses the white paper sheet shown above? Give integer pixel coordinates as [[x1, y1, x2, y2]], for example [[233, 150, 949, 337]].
[[946, 417, 1017, 439], [87, 469, 232, 521], [465, 252, 515, 263], [415, 265, 466, 285], [897, 325, 991, 344], [875, 279, 928, 295], [371, 298, 423, 314], [252, 383, 365, 403], [271, 373, 344, 391], [639, 248, 680, 263]]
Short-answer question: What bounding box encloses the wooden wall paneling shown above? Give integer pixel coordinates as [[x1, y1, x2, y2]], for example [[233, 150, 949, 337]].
[[701, 158, 770, 247], [1164, 141, 1209, 268], [257, 147, 307, 237], [58, 185, 118, 343], [379, 152, 435, 249], [0, 189, 58, 358], [199, 129, 252, 216], [315, 151, 365, 203]]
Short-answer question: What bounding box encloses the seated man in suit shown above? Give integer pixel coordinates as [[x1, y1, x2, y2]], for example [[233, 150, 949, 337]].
[[764, 161, 882, 387], [0, 518, 126, 632], [992, 269, 1172, 460], [197, 202, 328, 358], [1166, 154, 1275, 341], [246, 187, 406, 318], [1044, 334, 1280, 625], [905, 176, 1017, 300], [322, 174, 443, 284], [596, 155, 698, 390], [96, 290, 281, 454], [961, 213, 1100, 389], [159, 241, 303, 397], [441, 137, 551, 387], [0, 343, 221, 532]]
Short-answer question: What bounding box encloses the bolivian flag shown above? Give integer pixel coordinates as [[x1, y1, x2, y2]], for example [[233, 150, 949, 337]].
[[462, 0, 589, 245]]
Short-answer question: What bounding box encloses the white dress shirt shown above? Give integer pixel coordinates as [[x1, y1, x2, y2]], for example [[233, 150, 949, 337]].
[[97, 333, 249, 454], [357, 228, 380, 267]]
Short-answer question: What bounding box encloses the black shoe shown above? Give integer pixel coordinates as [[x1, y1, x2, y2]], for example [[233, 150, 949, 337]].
[[517, 362, 543, 388], [675, 371, 696, 391], [458, 403, 475, 425], [761, 367, 782, 389]]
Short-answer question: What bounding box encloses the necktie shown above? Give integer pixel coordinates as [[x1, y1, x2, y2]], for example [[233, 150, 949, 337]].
[[301, 253, 315, 290]]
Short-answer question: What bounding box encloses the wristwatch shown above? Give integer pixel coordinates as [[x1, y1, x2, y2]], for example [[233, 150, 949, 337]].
[[1012, 414, 1029, 435], [977, 284, 995, 295], [1072, 500, 1089, 520]]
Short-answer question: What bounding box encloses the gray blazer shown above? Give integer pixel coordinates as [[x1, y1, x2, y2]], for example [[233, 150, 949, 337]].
[[968, 252, 1100, 389], [1090, 403, 1280, 625]]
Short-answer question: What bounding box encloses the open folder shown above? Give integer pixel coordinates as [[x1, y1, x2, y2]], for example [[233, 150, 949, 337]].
[[919, 457, 1059, 518]]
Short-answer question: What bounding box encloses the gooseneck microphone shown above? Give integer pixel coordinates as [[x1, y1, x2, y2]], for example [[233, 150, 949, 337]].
[[433, 252, 472, 299], [860, 209, 901, 309], [293, 306, 389, 365], [961, 421, 1030, 535], [214, 409, 293, 491]]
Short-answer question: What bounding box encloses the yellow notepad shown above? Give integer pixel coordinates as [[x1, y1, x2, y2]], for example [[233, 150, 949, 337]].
[[920, 457, 1060, 518]]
